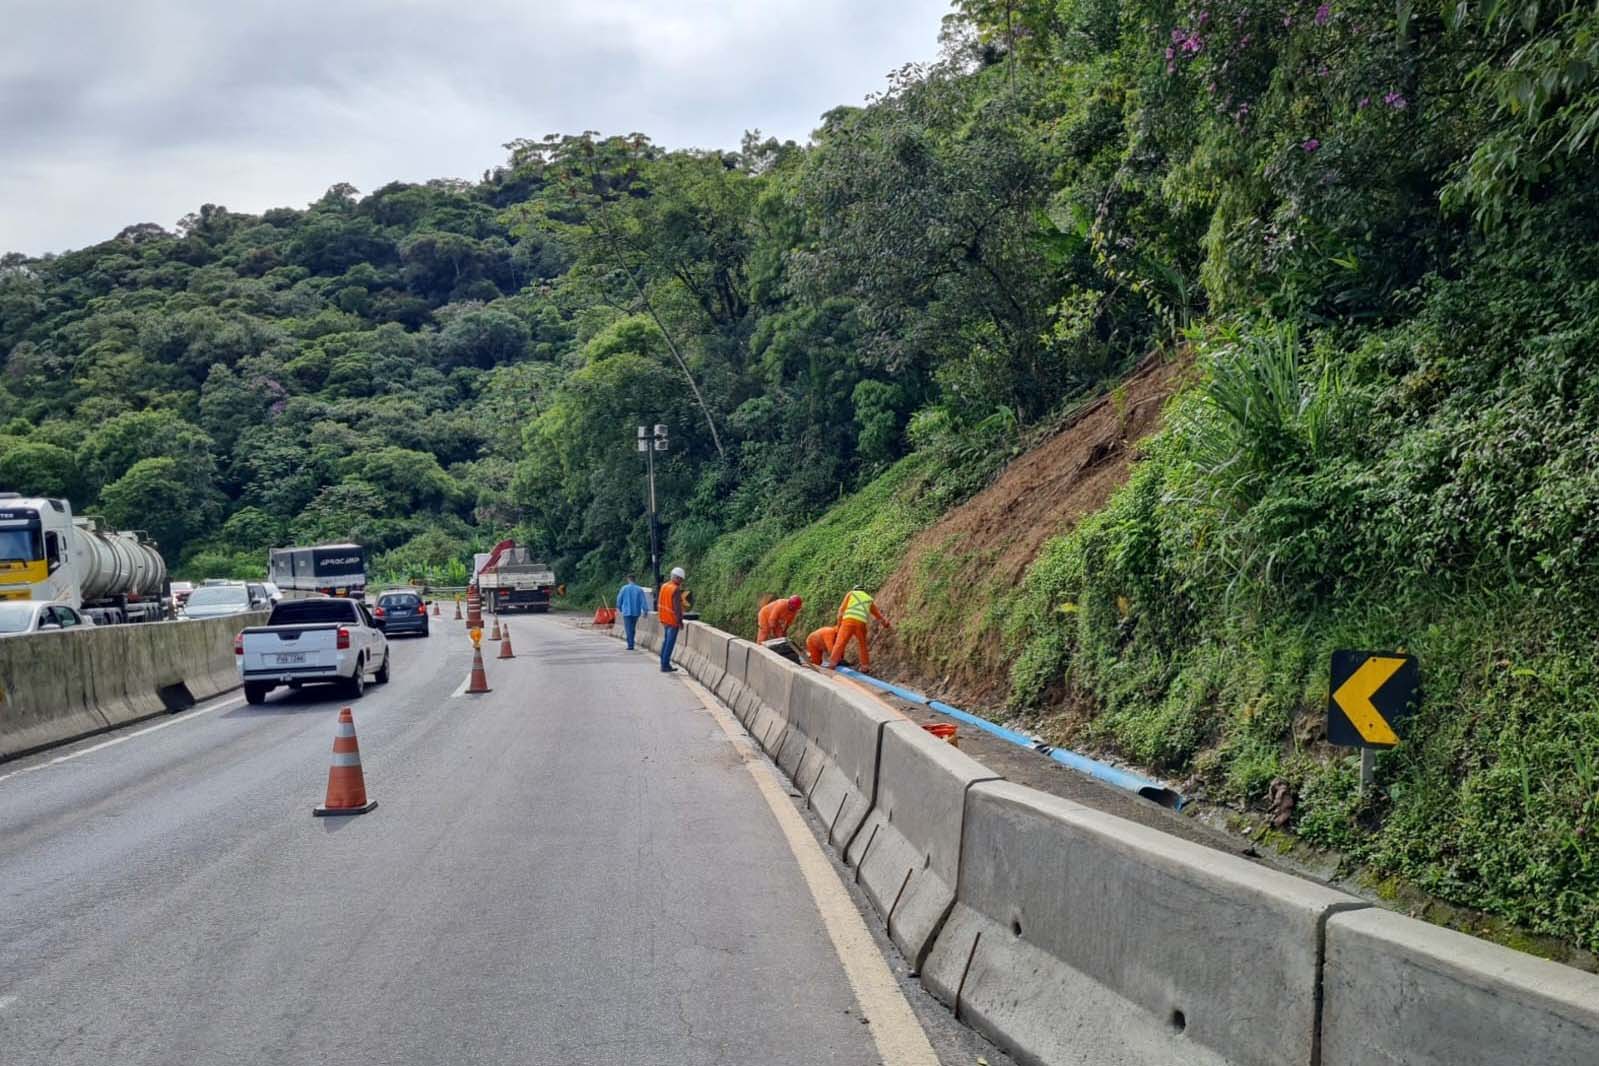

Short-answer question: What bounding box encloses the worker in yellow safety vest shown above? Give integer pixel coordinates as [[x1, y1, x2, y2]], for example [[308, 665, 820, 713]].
[[822, 588, 891, 671]]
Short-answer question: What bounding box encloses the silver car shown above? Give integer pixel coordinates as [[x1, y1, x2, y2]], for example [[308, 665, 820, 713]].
[[0, 600, 94, 636], [182, 584, 260, 619]]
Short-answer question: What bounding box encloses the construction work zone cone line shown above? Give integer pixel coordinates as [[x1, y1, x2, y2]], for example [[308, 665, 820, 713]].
[[467, 646, 492, 694], [314, 708, 377, 816], [498, 626, 515, 659]]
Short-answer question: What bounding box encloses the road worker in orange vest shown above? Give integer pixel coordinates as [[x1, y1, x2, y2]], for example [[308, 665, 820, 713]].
[[822, 588, 891, 671], [658, 566, 686, 673], [756, 595, 803, 643], [805, 625, 838, 666]]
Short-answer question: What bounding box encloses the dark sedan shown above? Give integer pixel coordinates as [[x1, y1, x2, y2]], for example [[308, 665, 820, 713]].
[[373, 589, 430, 637]]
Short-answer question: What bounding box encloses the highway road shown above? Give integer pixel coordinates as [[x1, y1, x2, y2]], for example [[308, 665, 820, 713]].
[[0, 615, 1008, 1066]]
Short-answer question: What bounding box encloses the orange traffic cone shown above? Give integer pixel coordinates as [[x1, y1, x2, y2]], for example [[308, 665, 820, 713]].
[[453, 598, 462, 620], [498, 626, 515, 659], [313, 708, 378, 816], [432, 600, 440, 617], [489, 618, 501, 641], [467, 645, 492, 693]]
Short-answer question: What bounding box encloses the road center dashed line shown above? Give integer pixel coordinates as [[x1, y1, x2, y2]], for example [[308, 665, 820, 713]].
[[681, 675, 941, 1066]]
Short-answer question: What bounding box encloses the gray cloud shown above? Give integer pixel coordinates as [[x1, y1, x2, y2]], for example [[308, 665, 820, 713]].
[[0, 0, 949, 254]]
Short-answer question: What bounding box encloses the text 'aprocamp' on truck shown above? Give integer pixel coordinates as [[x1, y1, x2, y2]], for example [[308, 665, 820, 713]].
[[267, 543, 368, 600]]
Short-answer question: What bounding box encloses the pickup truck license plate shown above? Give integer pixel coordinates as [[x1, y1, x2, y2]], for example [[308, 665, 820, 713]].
[[275, 653, 306, 665]]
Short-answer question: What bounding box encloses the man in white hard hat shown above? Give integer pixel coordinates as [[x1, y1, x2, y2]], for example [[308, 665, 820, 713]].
[[658, 566, 687, 673]]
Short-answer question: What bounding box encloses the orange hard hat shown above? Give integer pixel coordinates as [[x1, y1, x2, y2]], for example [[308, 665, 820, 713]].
[[788, 596, 802, 610]]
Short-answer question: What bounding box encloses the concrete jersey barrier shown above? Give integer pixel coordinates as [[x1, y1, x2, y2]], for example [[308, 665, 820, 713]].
[[1321, 907, 1599, 1066], [776, 674, 895, 851], [740, 645, 796, 751], [1, 612, 267, 761], [679, 623, 730, 689], [923, 781, 1366, 1066], [716, 639, 755, 713], [845, 720, 1002, 969], [636, 614, 663, 652]]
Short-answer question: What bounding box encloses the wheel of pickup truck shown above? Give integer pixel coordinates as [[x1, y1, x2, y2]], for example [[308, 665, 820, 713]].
[[375, 651, 391, 684], [344, 657, 366, 699], [244, 682, 270, 705]]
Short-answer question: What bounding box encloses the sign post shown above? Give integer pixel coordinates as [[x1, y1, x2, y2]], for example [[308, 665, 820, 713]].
[[1327, 650, 1420, 797], [636, 424, 669, 607]]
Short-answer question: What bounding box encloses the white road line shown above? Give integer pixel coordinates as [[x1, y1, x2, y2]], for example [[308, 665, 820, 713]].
[[0, 694, 246, 785], [0, 995, 16, 1011], [682, 676, 940, 1066], [450, 675, 470, 698]]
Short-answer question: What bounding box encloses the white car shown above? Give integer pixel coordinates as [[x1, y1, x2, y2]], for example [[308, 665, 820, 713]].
[[236, 596, 389, 704], [0, 600, 94, 637]]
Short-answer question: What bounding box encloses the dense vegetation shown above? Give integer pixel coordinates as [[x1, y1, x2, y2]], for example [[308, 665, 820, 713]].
[[4, 1, 1597, 948]]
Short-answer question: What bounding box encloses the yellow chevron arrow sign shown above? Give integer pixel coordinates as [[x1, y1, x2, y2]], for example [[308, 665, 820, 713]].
[[1327, 651, 1419, 749]]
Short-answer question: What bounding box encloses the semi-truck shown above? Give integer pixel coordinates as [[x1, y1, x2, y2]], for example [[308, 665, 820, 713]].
[[0, 493, 170, 624], [267, 543, 368, 599], [474, 540, 558, 613]]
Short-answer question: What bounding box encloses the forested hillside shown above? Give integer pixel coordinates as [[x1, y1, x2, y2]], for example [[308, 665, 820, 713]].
[[5, 1, 1599, 948]]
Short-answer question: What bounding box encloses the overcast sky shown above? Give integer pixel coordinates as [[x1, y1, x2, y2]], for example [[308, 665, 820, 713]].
[[0, 0, 951, 256]]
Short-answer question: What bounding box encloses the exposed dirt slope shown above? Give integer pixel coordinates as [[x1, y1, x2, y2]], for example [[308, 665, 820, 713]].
[[874, 352, 1190, 706]]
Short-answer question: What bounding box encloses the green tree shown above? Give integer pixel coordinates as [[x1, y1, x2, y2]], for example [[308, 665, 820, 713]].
[[339, 447, 458, 511], [219, 506, 286, 551], [433, 306, 531, 369], [291, 481, 389, 545], [98, 457, 214, 555], [78, 410, 217, 495], [0, 442, 82, 501]]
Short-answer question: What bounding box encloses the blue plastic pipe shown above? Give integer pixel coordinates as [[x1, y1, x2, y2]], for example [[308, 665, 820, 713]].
[[836, 666, 1185, 811], [926, 700, 1042, 751]]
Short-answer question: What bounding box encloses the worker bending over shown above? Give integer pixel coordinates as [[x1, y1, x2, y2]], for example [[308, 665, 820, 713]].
[[805, 626, 837, 667], [823, 588, 891, 671], [756, 595, 803, 643]]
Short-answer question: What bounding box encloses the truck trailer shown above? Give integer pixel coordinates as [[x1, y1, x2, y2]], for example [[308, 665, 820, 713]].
[[474, 540, 558, 613], [0, 493, 170, 624], [267, 543, 368, 599]]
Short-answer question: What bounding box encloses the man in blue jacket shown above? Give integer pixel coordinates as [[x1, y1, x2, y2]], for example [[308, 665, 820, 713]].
[[616, 574, 648, 650]]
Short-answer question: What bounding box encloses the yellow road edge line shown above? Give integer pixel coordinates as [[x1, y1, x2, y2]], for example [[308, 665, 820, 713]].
[[682, 674, 941, 1066]]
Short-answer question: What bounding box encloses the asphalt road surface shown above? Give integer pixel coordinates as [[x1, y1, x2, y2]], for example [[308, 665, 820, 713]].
[[0, 615, 1008, 1066]]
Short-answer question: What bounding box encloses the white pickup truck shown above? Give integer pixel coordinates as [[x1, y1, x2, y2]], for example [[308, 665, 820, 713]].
[[236, 597, 389, 705]]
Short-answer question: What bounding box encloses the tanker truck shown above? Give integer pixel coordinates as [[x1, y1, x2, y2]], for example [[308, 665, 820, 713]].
[[0, 493, 170, 624]]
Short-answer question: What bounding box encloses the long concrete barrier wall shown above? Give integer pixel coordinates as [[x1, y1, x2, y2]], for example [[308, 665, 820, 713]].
[[599, 616, 1599, 1065], [923, 782, 1363, 1066], [1322, 908, 1599, 1066], [0, 612, 267, 761], [846, 720, 1001, 969]]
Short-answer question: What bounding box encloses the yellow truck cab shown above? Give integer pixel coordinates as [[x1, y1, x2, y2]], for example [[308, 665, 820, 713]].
[[0, 493, 168, 624]]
